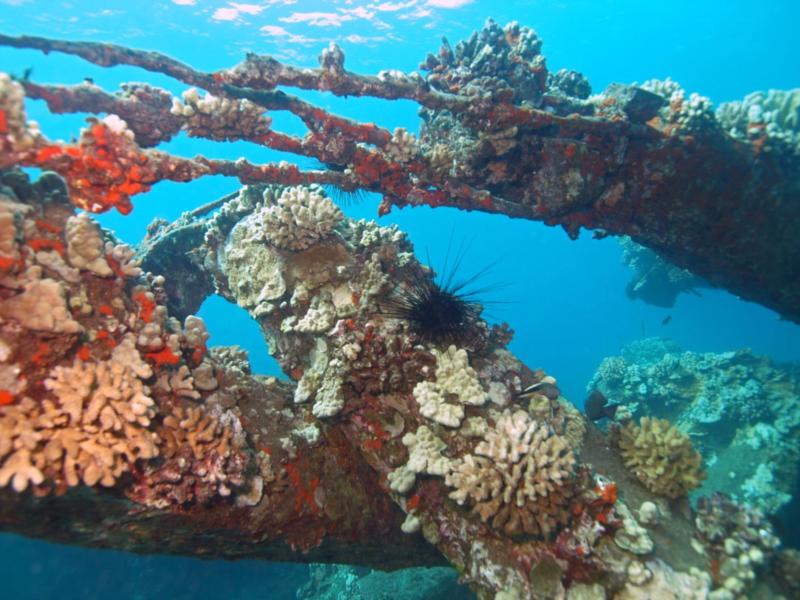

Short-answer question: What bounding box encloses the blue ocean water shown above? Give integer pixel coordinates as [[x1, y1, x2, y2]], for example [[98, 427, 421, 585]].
[[0, 0, 798, 598]]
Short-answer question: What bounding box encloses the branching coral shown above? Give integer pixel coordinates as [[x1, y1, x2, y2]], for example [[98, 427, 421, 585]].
[[445, 409, 576, 538], [128, 404, 250, 508], [618, 417, 704, 499], [0, 335, 159, 492], [421, 19, 546, 106], [0, 170, 256, 509], [0, 72, 41, 153], [383, 127, 418, 163]]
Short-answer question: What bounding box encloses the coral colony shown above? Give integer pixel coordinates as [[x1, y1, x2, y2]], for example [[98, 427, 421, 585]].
[[0, 19, 798, 600]]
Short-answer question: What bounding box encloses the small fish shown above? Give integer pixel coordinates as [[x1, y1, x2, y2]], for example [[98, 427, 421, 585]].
[[661, 315, 672, 326], [585, 389, 618, 421], [83, 77, 94, 85], [517, 380, 560, 401]]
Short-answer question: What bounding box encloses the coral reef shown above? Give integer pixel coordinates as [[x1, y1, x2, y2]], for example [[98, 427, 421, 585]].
[[773, 548, 800, 598], [590, 338, 800, 515], [128, 404, 249, 508], [0, 169, 795, 598], [297, 564, 474, 600], [0, 14, 798, 596], [637, 78, 718, 135], [169, 87, 271, 142], [0, 170, 257, 505], [619, 236, 708, 308], [618, 416, 705, 499]]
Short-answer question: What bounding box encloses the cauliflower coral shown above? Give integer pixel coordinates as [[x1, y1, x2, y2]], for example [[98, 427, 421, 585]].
[[618, 416, 705, 499], [445, 409, 576, 538]]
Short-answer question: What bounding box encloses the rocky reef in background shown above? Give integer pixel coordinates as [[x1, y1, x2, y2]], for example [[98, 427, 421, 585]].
[[297, 564, 474, 600], [618, 238, 709, 308], [589, 338, 800, 517]]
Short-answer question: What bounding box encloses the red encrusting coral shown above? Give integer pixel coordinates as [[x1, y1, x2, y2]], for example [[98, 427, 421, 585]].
[[133, 291, 156, 323], [94, 329, 117, 349], [144, 346, 181, 366], [27, 238, 65, 256], [30, 342, 50, 366], [0, 390, 14, 406], [285, 461, 321, 516]]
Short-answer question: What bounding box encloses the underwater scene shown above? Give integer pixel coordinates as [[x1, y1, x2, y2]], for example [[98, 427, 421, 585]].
[[0, 0, 799, 598]]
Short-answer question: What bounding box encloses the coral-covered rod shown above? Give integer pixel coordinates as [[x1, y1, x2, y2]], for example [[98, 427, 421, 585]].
[[1, 30, 799, 325]]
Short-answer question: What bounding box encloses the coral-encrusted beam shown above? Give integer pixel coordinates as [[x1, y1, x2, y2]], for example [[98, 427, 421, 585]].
[[0, 170, 444, 570], [1, 31, 799, 325]]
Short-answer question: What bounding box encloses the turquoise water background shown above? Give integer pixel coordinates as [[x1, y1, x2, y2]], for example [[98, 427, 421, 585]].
[[1, 1, 799, 597]]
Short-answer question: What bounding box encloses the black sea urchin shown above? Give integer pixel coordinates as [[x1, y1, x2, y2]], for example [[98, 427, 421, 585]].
[[382, 249, 498, 348]]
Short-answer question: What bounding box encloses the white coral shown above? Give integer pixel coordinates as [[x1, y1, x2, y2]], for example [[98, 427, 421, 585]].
[[388, 465, 416, 494], [412, 345, 486, 427], [616, 559, 710, 600], [183, 315, 209, 348], [0, 74, 41, 153], [384, 127, 418, 163], [258, 187, 343, 251], [0, 278, 81, 334], [402, 425, 451, 477], [413, 381, 464, 428], [65, 214, 112, 276], [35, 250, 80, 283], [311, 373, 345, 418], [294, 294, 336, 333], [104, 241, 141, 278], [220, 213, 287, 312], [170, 87, 271, 141]]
